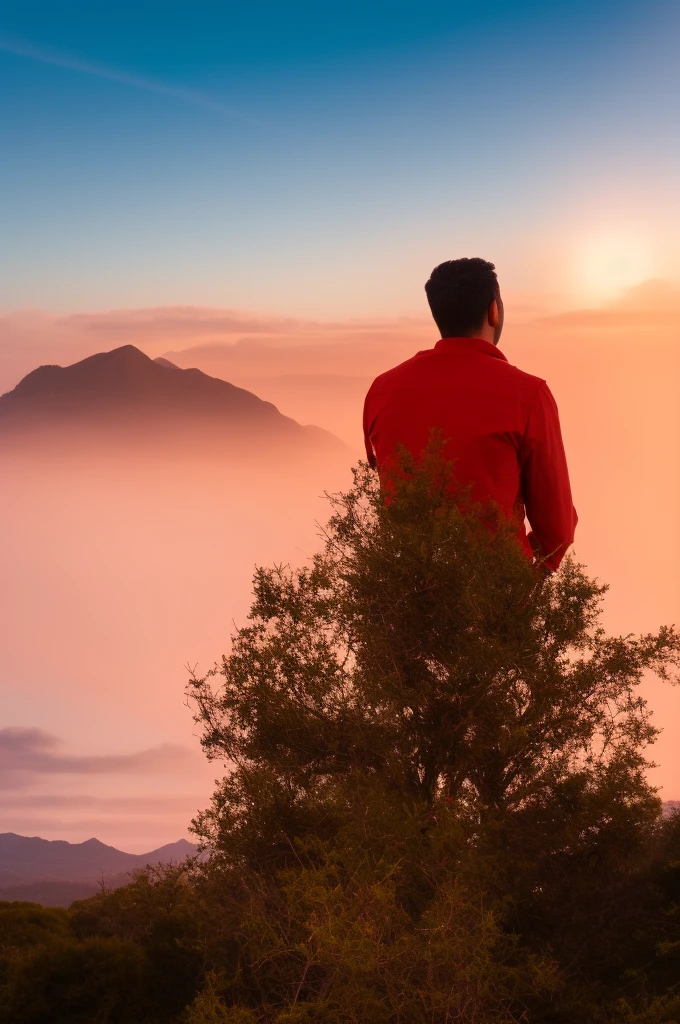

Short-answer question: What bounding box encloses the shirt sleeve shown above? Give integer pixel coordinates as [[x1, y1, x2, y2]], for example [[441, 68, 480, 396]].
[[363, 389, 377, 469], [520, 381, 577, 571]]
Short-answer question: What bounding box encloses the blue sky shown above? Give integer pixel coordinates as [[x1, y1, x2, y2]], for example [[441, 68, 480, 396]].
[[1, 0, 678, 314]]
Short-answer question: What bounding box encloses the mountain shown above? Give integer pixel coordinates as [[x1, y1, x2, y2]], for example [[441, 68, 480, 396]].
[[0, 832, 198, 883], [0, 833, 200, 907], [0, 344, 348, 455]]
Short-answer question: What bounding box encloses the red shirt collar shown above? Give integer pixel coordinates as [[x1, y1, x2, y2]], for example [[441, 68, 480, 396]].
[[434, 336, 508, 362]]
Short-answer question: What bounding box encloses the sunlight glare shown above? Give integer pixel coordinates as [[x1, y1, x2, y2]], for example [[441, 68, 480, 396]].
[[576, 232, 655, 301]]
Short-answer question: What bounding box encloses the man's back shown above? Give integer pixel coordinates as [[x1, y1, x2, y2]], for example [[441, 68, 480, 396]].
[[363, 335, 577, 570]]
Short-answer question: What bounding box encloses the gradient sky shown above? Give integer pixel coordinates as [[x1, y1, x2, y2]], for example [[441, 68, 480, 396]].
[[2, 0, 680, 315], [2, 1, 680, 851]]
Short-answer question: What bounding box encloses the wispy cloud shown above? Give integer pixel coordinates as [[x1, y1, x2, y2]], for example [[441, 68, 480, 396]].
[[538, 279, 680, 330], [0, 35, 257, 124], [0, 792, 201, 813], [0, 727, 196, 788], [0, 729, 214, 848], [0, 305, 434, 395]]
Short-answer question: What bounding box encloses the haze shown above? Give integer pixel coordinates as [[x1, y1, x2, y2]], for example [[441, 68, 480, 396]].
[[1, 283, 678, 851]]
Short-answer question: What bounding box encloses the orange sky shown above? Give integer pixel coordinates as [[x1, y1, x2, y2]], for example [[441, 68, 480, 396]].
[[1, 280, 678, 849]]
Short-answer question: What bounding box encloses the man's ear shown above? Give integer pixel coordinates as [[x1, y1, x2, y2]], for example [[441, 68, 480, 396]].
[[488, 299, 500, 327]]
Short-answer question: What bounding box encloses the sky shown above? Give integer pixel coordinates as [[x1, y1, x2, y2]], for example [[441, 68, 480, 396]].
[[1, 0, 680, 314], [1, 0, 679, 852]]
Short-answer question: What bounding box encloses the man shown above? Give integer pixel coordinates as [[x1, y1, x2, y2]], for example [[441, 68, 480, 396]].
[[363, 258, 577, 571]]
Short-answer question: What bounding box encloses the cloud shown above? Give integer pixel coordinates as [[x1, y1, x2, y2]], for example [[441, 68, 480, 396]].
[[1, 280, 677, 441], [4, 280, 674, 394], [0, 792, 202, 813], [53, 306, 434, 351], [58, 307, 306, 340], [0, 36, 255, 123], [0, 730, 217, 849], [0, 727, 196, 789], [0, 306, 434, 395], [537, 279, 680, 331]]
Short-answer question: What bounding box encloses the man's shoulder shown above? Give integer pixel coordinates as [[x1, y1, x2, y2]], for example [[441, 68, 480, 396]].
[[366, 348, 547, 399], [501, 360, 548, 395], [366, 348, 446, 391]]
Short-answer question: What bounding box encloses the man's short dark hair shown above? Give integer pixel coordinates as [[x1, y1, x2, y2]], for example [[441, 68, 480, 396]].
[[425, 258, 499, 338]]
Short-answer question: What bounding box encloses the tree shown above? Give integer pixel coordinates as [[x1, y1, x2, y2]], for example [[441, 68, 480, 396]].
[[187, 451, 680, 1021], [0, 866, 206, 1024]]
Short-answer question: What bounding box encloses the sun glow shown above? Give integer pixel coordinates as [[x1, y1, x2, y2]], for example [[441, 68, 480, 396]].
[[575, 232, 655, 301]]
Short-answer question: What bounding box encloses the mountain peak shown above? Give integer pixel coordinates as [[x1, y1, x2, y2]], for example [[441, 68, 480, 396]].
[[93, 344, 154, 368], [0, 345, 348, 454]]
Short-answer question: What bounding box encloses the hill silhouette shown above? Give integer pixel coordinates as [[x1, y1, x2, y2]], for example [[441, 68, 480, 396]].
[[0, 832, 198, 883], [0, 833, 199, 907], [0, 345, 348, 455]]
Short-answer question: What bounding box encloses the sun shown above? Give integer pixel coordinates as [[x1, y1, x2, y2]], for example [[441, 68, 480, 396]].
[[576, 232, 655, 301]]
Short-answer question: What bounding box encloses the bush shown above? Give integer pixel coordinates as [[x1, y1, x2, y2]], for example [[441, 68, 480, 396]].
[[0, 865, 205, 1024], [4, 934, 148, 1024], [186, 454, 680, 1021]]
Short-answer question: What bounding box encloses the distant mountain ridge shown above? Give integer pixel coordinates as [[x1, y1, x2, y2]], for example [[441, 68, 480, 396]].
[[0, 832, 200, 907], [0, 832, 198, 885], [0, 344, 347, 454]]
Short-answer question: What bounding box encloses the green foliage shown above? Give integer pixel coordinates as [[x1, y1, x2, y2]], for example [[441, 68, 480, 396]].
[[0, 866, 205, 1024], [70, 862, 205, 1013], [192, 458, 674, 838], [6, 934, 148, 1024], [184, 973, 257, 1023], [0, 900, 70, 949], [0, 901, 71, 996], [185, 453, 680, 1021]]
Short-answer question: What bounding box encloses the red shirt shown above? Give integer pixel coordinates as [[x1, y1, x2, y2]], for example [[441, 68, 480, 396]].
[[363, 336, 577, 571]]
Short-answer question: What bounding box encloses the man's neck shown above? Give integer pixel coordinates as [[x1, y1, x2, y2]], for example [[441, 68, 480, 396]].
[[470, 324, 499, 347]]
